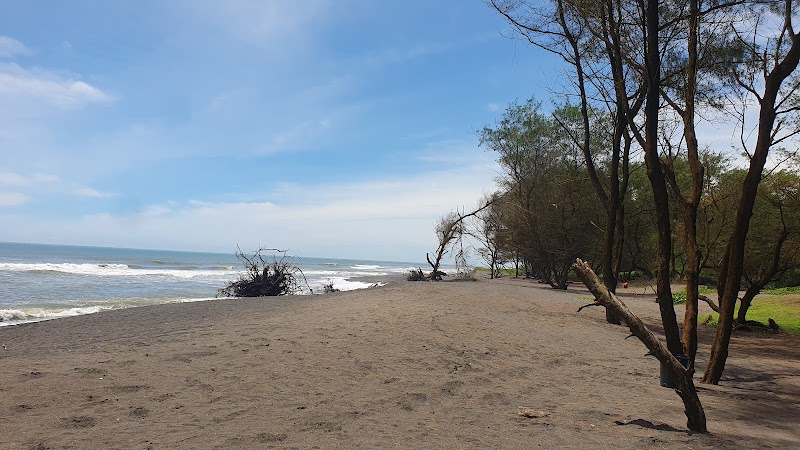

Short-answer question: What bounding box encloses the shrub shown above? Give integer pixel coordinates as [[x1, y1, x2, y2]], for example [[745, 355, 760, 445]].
[[672, 292, 687, 304], [218, 247, 309, 297]]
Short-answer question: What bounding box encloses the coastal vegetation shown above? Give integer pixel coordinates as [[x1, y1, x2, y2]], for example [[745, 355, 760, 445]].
[[418, 0, 800, 432]]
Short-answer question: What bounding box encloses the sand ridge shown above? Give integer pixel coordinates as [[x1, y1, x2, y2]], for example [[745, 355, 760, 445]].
[[1, 278, 798, 449]]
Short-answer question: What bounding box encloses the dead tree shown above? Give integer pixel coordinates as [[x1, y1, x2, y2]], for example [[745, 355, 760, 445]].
[[573, 259, 707, 433], [427, 201, 493, 280]]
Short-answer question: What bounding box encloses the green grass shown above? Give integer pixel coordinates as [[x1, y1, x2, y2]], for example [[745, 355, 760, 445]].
[[762, 286, 800, 295], [702, 296, 800, 335], [474, 267, 518, 276], [672, 286, 714, 304]]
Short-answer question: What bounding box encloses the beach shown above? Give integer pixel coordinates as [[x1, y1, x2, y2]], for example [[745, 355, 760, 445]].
[[1, 277, 798, 449]]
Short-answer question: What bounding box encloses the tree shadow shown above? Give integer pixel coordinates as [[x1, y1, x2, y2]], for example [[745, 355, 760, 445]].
[[614, 418, 685, 433]]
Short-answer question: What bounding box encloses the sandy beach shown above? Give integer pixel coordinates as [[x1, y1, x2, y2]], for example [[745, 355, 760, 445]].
[[1, 277, 798, 449]]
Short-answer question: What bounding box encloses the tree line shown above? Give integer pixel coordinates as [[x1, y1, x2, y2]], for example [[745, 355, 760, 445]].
[[427, 0, 800, 432]]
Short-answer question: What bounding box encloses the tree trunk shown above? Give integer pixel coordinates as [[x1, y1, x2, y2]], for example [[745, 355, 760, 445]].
[[573, 259, 707, 432], [642, 0, 684, 357], [735, 286, 760, 325], [735, 228, 789, 325], [681, 0, 704, 367]]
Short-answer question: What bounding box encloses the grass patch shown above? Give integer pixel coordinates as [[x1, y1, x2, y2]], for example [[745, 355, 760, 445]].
[[474, 267, 518, 276], [762, 286, 800, 295], [675, 285, 715, 295], [702, 297, 800, 335]]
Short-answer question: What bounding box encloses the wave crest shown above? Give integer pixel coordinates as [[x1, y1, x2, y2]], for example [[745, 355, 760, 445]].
[[0, 262, 231, 279]]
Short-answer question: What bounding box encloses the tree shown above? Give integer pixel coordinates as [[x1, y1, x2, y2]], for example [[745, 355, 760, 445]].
[[736, 170, 800, 324], [703, 0, 800, 384], [472, 193, 511, 279], [479, 100, 601, 289], [490, 0, 640, 322], [427, 201, 493, 280]]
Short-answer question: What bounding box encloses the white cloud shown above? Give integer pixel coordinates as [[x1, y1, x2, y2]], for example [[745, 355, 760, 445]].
[[140, 204, 172, 217], [74, 187, 114, 199], [0, 36, 28, 58], [0, 63, 113, 110], [0, 172, 113, 203], [0, 172, 60, 187], [0, 159, 500, 262], [0, 192, 29, 207]]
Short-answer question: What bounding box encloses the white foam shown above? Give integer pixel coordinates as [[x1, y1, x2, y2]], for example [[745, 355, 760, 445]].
[[315, 277, 375, 292], [0, 297, 221, 327], [350, 264, 382, 270], [0, 262, 232, 279], [167, 297, 218, 304], [0, 306, 107, 326], [303, 269, 390, 277]]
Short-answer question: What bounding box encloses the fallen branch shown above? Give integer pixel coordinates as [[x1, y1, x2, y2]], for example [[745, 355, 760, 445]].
[[572, 259, 707, 433]]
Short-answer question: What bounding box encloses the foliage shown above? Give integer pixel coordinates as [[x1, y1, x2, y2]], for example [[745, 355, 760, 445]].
[[767, 269, 800, 289], [672, 292, 687, 305], [218, 247, 309, 297], [471, 193, 511, 279], [698, 286, 715, 295], [475, 266, 516, 277], [762, 286, 800, 295], [478, 99, 604, 289], [618, 270, 643, 281]]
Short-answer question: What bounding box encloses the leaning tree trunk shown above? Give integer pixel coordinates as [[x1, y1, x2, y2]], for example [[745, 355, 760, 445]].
[[573, 260, 707, 432]]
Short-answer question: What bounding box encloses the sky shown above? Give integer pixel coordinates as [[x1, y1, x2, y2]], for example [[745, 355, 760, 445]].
[[0, 2, 766, 264], [0, 0, 567, 262]]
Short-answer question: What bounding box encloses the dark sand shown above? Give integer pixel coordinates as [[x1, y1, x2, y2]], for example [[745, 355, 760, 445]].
[[1, 277, 798, 449]]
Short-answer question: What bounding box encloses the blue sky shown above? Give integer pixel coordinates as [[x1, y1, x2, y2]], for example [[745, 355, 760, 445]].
[[0, 1, 560, 262]]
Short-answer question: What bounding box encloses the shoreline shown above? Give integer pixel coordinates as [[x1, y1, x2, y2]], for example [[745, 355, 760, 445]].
[[0, 272, 408, 328], [2, 278, 798, 448]]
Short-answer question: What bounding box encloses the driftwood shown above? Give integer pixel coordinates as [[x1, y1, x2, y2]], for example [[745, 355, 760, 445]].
[[573, 259, 707, 433], [217, 247, 309, 297]]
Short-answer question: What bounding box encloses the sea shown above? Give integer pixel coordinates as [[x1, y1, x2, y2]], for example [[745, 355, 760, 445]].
[[0, 242, 423, 327]]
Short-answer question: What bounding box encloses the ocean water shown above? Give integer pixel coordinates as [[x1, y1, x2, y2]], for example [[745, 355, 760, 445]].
[[0, 242, 421, 327]]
